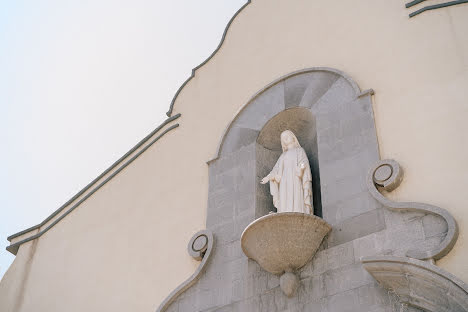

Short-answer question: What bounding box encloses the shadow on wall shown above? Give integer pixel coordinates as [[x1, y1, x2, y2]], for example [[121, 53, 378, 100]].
[[256, 107, 322, 217]]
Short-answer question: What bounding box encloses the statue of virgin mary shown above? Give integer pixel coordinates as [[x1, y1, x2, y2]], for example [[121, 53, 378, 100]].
[[260, 130, 313, 214]]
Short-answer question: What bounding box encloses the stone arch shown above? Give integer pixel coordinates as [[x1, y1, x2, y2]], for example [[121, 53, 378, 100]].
[[208, 67, 380, 234], [210, 67, 362, 161]]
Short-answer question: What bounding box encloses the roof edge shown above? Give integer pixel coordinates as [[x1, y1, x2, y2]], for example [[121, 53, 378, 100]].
[[7, 114, 181, 250], [166, 0, 252, 117]]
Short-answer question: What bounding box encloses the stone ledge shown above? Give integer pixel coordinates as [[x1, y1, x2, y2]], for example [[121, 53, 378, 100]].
[[361, 255, 468, 312]]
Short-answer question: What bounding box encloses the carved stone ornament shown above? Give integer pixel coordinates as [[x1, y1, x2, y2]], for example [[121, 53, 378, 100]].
[[366, 159, 458, 261], [362, 159, 465, 311], [156, 230, 214, 312], [362, 256, 468, 312], [241, 212, 331, 297]]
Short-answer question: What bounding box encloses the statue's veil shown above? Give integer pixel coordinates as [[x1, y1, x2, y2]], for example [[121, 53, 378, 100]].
[[280, 130, 301, 152]]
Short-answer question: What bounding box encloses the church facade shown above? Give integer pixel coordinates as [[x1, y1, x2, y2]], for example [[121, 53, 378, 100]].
[[1, 1, 468, 311]]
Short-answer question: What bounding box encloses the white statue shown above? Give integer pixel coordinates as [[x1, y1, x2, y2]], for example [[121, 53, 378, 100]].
[[260, 130, 313, 214]]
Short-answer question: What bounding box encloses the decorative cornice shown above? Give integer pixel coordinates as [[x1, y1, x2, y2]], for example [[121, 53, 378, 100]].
[[406, 0, 468, 17], [362, 256, 468, 311], [367, 159, 459, 260], [156, 230, 214, 312], [7, 114, 181, 255], [406, 0, 427, 8], [166, 1, 252, 117]]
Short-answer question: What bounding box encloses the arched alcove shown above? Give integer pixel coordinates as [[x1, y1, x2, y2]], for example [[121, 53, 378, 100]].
[[165, 68, 458, 312], [207, 67, 381, 247], [256, 107, 322, 217]]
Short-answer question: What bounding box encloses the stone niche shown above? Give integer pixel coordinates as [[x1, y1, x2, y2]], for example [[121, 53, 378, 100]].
[[164, 68, 450, 312], [256, 107, 322, 217]]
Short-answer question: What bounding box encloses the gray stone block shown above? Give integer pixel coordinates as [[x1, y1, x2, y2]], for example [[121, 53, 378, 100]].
[[229, 257, 247, 282], [316, 97, 374, 131], [357, 283, 390, 309], [310, 249, 328, 276], [321, 173, 368, 209], [210, 304, 234, 312], [284, 73, 316, 109], [382, 218, 424, 256], [324, 263, 374, 297], [317, 128, 379, 164], [221, 126, 259, 155], [325, 241, 355, 271], [259, 288, 278, 312], [267, 273, 280, 290], [235, 193, 256, 217], [301, 299, 325, 312], [245, 270, 268, 297], [235, 82, 286, 131], [319, 147, 378, 186], [231, 278, 244, 302], [328, 209, 386, 247], [211, 221, 237, 245], [312, 77, 356, 115], [271, 286, 300, 311], [214, 142, 256, 173], [234, 295, 260, 311], [324, 288, 361, 312], [235, 162, 255, 186], [281, 70, 342, 112], [298, 275, 326, 303], [317, 113, 375, 145], [422, 214, 448, 238], [178, 293, 196, 311], [193, 289, 218, 311], [208, 167, 236, 194], [353, 231, 387, 262], [323, 191, 382, 226], [216, 240, 243, 264], [207, 190, 235, 228], [299, 72, 339, 108], [300, 248, 327, 279], [234, 210, 255, 237], [383, 209, 425, 229]]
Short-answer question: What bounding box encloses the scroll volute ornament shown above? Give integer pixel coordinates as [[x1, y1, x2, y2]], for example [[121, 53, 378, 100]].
[[367, 159, 458, 261]]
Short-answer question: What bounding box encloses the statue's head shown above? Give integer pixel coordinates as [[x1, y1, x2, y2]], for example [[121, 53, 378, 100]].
[[280, 130, 301, 152]]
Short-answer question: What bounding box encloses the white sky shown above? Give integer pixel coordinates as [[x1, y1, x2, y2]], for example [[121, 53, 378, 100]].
[[0, 0, 246, 279]]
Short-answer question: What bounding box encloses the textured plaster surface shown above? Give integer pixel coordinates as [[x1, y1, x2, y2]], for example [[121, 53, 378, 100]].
[[1, 0, 468, 311], [1, 117, 203, 312]]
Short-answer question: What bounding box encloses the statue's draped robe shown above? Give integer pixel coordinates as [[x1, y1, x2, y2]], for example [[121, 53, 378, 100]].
[[268, 147, 313, 214]]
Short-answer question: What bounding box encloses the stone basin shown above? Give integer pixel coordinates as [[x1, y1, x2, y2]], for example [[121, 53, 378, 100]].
[[241, 212, 331, 296]]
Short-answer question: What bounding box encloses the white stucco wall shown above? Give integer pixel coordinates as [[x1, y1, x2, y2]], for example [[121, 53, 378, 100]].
[[1, 0, 467, 311]]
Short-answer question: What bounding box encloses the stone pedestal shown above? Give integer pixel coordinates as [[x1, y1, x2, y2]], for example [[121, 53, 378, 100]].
[[241, 212, 331, 296]]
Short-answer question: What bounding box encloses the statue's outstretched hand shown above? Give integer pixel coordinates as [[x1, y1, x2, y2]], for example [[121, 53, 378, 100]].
[[260, 176, 270, 184]]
